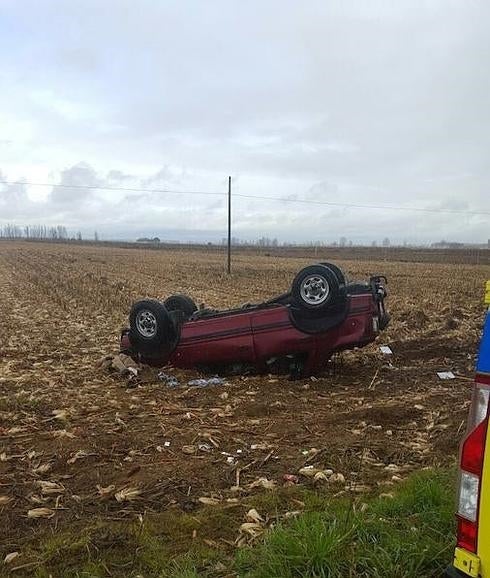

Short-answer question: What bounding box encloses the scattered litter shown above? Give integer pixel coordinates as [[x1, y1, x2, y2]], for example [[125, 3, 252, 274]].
[[329, 472, 346, 484], [283, 474, 299, 484], [239, 522, 264, 538], [52, 409, 68, 421], [37, 481, 65, 495], [299, 466, 336, 482], [200, 433, 220, 447], [301, 447, 320, 459], [298, 466, 322, 478], [246, 508, 264, 523], [4, 552, 19, 564], [27, 507, 55, 519], [379, 492, 395, 499], [198, 442, 212, 453], [114, 487, 141, 502], [157, 371, 180, 387], [67, 450, 92, 464], [198, 497, 221, 506], [187, 376, 226, 388], [248, 477, 276, 490], [32, 463, 52, 475], [379, 345, 393, 355], [164, 441, 171, 447], [51, 430, 75, 439], [111, 353, 140, 377], [96, 484, 116, 497], [313, 471, 329, 483], [283, 510, 302, 518], [250, 443, 273, 450], [437, 371, 456, 380], [350, 483, 371, 493]]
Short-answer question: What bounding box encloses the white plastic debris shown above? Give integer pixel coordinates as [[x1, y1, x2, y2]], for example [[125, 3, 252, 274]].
[[187, 376, 226, 387], [379, 346, 393, 355], [437, 371, 456, 380], [157, 372, 179, 387]]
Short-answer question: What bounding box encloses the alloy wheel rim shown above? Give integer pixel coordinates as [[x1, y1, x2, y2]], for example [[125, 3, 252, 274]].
[[136, 310, 157, 337], [300, 275, 330, 305]]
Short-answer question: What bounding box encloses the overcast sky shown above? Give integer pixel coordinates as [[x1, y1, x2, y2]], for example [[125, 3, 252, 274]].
[[0, 0, 489, 244]]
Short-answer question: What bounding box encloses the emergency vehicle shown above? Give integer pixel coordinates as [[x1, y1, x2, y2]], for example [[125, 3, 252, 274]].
[[446, 281, 490, 577]]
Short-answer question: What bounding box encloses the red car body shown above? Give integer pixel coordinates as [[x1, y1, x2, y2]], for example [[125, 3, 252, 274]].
[[121, 276, 389, 376]]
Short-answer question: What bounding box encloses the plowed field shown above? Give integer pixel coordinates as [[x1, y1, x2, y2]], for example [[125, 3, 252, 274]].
[[0, 241, 488, 574]]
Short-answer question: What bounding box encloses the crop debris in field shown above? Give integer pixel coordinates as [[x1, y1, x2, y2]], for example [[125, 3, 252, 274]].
[[0, 241, 488, 570]]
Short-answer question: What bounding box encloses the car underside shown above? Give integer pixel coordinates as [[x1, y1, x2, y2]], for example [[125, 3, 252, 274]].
[[121, 262, 389, 377]]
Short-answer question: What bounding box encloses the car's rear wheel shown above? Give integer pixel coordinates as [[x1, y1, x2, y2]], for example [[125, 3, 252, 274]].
[[129, 299, 177, 356], [291, 264, 339, 311], [164, 294, 198, 320]]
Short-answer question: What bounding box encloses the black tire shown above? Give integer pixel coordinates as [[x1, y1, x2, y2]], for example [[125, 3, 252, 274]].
[[129, 299, 177, 356], [319, 262, 346, 286], [291, 264, 339, 311], [164, 294, 198, 320]]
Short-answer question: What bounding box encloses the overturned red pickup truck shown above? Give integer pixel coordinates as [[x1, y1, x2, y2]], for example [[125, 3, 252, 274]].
[[121, 263, 389, 377]]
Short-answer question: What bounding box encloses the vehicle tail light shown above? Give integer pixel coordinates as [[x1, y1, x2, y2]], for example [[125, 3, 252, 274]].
[[468, 377, 490, 431], [456, 375, 490, 552]]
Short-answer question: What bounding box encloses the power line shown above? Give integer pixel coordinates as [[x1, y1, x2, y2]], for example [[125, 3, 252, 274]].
[[0, 180, 225, 197], [1, 179, 489, 217], [234, 193, 490, 216]]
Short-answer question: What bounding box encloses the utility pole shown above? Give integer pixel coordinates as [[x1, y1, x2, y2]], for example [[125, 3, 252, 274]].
[[227, 176, 232, 274]]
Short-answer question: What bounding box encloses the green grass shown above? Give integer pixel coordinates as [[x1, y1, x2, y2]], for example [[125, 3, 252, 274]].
[[21, 469, 455, 578], [236, 469, 456, 578]]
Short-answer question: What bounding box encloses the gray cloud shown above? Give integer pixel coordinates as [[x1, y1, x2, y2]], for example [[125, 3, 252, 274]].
[[0, 0, 489, 243], [50, 163, 101, 204]]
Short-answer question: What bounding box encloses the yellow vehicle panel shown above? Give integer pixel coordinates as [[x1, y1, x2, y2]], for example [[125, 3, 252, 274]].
[[448, 285, 490, 578], [453, 547, 480, 577], [476, 421, 490, 576]]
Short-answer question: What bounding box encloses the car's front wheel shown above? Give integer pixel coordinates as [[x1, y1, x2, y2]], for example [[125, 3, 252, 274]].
[[129, 299, 177, 356], [291, 264, 339, 312], [319, 262, 346, 286]]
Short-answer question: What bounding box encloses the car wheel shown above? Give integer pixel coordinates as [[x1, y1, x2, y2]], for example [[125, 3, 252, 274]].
[[129, 299, 177, 356], [164, 294, 198, 320], [319, 262, 346, 286], [291, 264, 339, 311]]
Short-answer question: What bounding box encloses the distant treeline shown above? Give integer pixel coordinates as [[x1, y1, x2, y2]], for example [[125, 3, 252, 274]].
[[0, 224, 84, 241], [1, 224, 488, 254]]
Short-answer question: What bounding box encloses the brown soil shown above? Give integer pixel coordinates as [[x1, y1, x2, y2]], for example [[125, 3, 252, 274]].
[[0, 241, 488, 567]]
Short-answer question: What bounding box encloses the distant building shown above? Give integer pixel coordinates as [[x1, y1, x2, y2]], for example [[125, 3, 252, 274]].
[[431, 240, 465, 249], [136, 237, 160, 244]]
